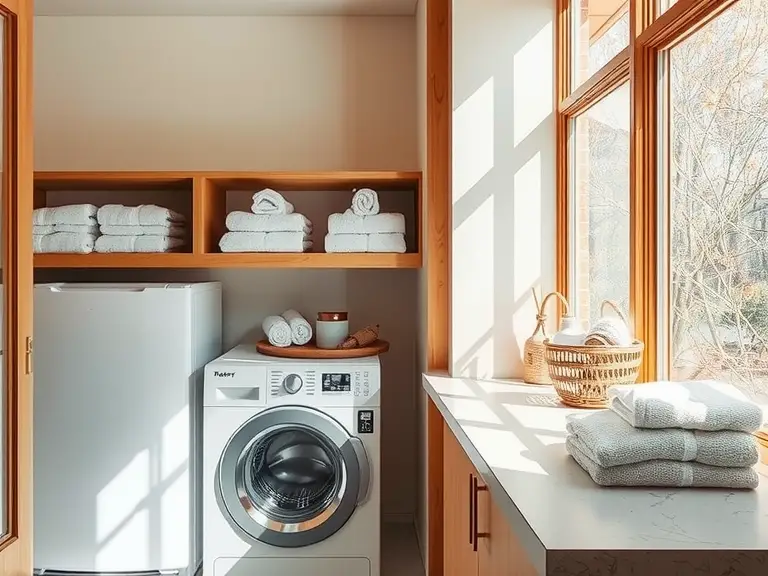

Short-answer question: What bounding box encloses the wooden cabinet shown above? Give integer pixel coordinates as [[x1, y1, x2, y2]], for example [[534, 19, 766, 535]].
[[443, 423, 537, 576]]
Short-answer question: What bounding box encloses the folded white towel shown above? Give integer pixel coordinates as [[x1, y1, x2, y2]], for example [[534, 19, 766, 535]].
[[282, 309, 313, 346], [262, 315, 292, 348], [251, 189, 294, 215], [33, 205, 98, 226], [95, 235, 185, 253], [328, 210, 405, 235], [324, 233, 406, 253], [225, 211, 311, 234], [33, 232, 96, 254], [219, 232, 312, 253], [33, 223, 100, 236], [609, 381, 764, 432], [100, 224, 186, 238], [566, 437, 759, 489], [566, 410, 758, 468], [351, 188, 380, 216], [97, 204, 186, 226]]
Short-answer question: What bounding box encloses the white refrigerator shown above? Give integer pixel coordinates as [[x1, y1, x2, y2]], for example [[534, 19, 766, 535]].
[[33, 282, 222, 576]]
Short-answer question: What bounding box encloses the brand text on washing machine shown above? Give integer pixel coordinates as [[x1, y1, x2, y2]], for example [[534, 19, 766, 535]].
[[214, 371, 236, 378]]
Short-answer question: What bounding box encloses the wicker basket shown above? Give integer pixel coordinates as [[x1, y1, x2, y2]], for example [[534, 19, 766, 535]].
[[544, 301, 644, 408], [523, 290, 569, 385]]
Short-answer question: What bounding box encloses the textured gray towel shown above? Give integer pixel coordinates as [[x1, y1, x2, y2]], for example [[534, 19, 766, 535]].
[[566, 410, 758, 468], [566, 437, 759, 489], [608, 380, 764, 432]]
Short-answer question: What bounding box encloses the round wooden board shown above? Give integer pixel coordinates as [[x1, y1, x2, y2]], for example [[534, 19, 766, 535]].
[[256, 339, 390, 359]]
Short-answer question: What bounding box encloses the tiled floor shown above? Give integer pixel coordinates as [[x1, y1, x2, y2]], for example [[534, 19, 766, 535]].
[[382, 521, 425, 576]]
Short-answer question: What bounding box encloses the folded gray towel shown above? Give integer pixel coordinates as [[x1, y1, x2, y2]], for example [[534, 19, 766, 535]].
[[608, 380, 764, 432], [566, 437, 759, 489], [567, 410, 758, 468]]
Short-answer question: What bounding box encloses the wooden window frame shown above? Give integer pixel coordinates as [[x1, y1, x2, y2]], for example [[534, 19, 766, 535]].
[[557, 0, 744, 381]]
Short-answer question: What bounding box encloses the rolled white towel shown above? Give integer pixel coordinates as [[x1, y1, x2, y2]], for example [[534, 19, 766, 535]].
[[33, 225, 56, 235], [262, 315, 292, 348], [100, 224, 185, 238], [351, 188, 380, 216], [33, 232, 96, 254], [219, 231, 312, 253], [97, 204, 186, 226], [324, 233, 406, 253], [328, 210, 405, 235], [225, 211, 311, 233], [282, 309, 312, 346], [566, 436, 759, 489], [608, 380, 764, 432], [251, 189, 294, 215], [566, 410, 758, 468], [33, 205, 98, 226], [95, 235, 185, 253]]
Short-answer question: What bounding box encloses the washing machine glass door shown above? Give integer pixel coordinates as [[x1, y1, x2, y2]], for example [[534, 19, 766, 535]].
[[218, 405, 370, 548]]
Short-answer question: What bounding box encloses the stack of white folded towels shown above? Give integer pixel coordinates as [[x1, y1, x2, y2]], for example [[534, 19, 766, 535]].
[[95, 204, 187, 253], [219, 189, 312, 253], [324, 188, 406, 253], [262, 310, 313, 347], [33, 204, 100, 254], [566, 380, 764, 489]]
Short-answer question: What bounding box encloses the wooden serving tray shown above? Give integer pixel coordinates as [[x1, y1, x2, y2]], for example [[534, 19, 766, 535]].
[[256, 339, 390, 359]]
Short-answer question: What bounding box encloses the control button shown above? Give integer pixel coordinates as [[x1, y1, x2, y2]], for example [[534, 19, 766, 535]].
[[354, 389, 360, 396], [282, 373, 303, 395]]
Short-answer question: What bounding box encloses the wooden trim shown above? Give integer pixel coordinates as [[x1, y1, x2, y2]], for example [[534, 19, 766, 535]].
[[0, 0, 33, 573], [555, 0, 571, 305], [425, 0, 451, 572], [629, 0, 656, 382], [559, 47, 630, 116], [638, 0, 740, 49], [426, 0, 451, 373]]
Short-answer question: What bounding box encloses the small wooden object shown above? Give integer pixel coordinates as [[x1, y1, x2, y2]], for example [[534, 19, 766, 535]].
[[256, 339, 390, 359], [339, 324, 380, 349], [523, 289, 569, 385], [544, 301, 643, 408]]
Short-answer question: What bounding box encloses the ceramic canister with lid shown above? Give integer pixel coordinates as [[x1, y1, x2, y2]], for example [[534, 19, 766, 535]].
[[316, 312, 349, 349]]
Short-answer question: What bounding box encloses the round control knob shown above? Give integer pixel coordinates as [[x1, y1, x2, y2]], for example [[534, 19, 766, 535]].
[[282, 373, 303, 395]]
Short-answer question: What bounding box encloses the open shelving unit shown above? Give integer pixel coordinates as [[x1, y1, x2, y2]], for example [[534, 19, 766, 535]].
[[33, 170, 423, 269]]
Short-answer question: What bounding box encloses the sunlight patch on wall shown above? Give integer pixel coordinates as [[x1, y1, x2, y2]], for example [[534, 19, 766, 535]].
[[513, 152, 542, 300], [513, 22, 553, 146], [452, 194, 495, 377], [452, 76, 495, 203]]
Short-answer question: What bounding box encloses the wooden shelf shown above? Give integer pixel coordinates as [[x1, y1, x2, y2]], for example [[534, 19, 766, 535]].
[[34, 252, 422, 269], [33, 170, 423, 270]]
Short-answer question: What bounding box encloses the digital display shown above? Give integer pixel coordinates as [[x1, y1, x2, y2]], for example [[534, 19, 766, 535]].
[[322, 373, 352, 392]]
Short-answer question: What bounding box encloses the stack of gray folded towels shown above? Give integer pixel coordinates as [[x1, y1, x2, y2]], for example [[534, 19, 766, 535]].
[[566, 380, 764, 489]]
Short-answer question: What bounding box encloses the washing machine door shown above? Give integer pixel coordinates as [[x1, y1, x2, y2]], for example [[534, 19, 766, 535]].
[[217, 405, 370, 548]]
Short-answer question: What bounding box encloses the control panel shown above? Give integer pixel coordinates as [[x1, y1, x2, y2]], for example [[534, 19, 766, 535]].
[[266, 364, 379, 405]]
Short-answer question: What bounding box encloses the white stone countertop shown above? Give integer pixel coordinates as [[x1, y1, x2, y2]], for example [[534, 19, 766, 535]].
[[423, 373, 768, 575]]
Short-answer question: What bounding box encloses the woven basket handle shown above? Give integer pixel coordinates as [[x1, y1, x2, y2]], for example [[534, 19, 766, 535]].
[[530, 290, 569, 338], [600, 300, 629, 325]]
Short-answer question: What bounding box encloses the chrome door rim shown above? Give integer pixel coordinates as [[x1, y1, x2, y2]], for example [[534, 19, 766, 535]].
[[217, 405, 366, 548]]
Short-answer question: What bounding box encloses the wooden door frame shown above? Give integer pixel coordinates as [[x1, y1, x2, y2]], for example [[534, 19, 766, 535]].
[[0, 0, 33, 573], [425, 0, 451, 573]]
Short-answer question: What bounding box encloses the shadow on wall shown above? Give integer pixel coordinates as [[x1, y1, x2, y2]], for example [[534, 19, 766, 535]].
[[451, 0, 556, 379]]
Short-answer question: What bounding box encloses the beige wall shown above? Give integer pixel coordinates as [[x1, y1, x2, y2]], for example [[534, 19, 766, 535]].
[[450, 0, 557, 379], [34, 15, 419, 520]]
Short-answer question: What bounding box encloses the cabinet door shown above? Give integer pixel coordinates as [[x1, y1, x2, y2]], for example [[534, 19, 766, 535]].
[[477, 490, 538, 576], [0, 0, 33, 574], [443, 422, 478, 576]]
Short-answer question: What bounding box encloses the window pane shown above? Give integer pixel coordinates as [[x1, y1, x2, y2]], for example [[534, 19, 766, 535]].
[[667, 0, 768, 404], [572, 0, 629, 88], [658, 0, 678, 17], [572, 83, 631, 326]]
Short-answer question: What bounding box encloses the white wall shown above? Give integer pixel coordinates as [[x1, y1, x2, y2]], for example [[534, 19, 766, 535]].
[[450, 0, 556, 379], [34, 15, 419, 520]]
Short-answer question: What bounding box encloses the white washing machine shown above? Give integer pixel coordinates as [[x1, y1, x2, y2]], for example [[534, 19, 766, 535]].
[[203, 345, 380, 576]]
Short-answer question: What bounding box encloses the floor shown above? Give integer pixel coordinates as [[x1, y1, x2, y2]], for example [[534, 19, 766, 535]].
[[382, 522, 425, 576]]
